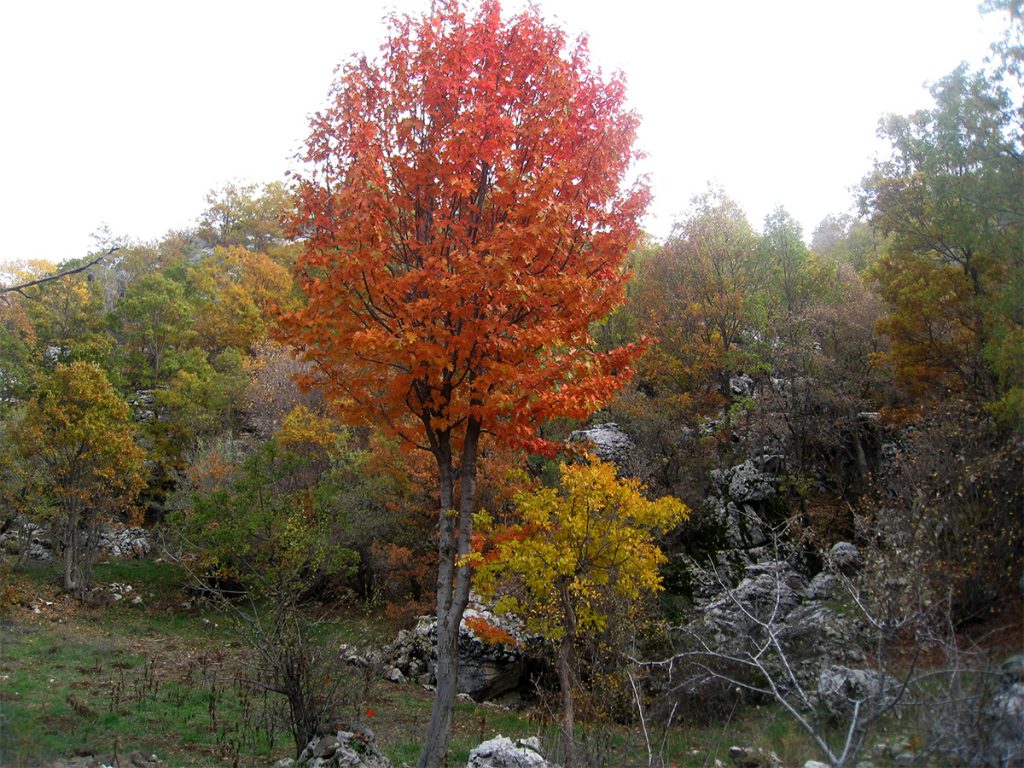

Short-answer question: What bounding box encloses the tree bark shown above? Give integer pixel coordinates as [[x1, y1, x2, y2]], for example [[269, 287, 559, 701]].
[[557, 579, 580, 768], [63, 509, 80, 595], [418, 419, 481, 768], [557, 634, 578, 768]]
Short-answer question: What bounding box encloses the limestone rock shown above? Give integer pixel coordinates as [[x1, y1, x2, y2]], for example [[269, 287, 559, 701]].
[[466, 735, 556, 768], [567, 423, 636, 472], [383, 597, 537, 702], [804, 571, 837, 601], [712, 500, 768, 549], [816, 666, 895, 719], [727, 745, 784, 768], [0, 515, 53, 561], [710, 460, 776, 504], [676, 560, 861, 699], [982, 654, 1024, 766], [99, 525, 153, 558], [295, 726, 390, 768], [729, 374, 755, 399], [826, 542, 862, 575]]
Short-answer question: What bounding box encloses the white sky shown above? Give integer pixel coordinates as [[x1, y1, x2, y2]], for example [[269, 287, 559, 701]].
[[0, 0, 1004, 266]]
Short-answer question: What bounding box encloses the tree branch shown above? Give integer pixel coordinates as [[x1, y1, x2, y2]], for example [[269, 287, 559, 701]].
[[1, 247, 118, 298]]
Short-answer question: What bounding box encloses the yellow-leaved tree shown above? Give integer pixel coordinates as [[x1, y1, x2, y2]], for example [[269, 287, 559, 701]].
[[7, 361, 145, 596], [476, 458, 688, 767]]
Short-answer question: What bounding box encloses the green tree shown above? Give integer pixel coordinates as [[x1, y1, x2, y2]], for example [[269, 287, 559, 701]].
[[187, 245, 296, 353], [155, 346, 249, 442], [762, 206, 811, 315], [21, 261, 113, 370], [172, 405, 360, 755], [477, 459, 688, 767], [111, 271, 197, 389], [665, 189, 766, 384], [196, 181, 293, 254], [174, 404, 356, 601], [861, 59, 1023, 416], [810, 214, 881, 274], [9, 362, 144, 595]]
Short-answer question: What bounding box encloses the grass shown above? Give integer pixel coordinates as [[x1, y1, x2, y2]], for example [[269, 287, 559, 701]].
[[0, 612, 282, 766], [0, 557, 969, 767]]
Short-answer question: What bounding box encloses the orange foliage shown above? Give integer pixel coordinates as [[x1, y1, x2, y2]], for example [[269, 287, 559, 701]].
[[278, 6, 648, 756], [372, 541, 435, 620], [186, 451, 236, 493], [463, 615, 520, 648], [279, 0, 648, 455]]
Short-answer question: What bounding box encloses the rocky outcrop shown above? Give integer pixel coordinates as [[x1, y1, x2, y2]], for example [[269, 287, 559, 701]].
[[729, 374, 755, 399], [0, 515, 52, 561], [567, 423, 637, 473], [705, 499, 767, 549], [466, 735, 556, 768], [672, 558, 863, 702], [382, 598, 539, 702], [282, 725, 390, 768], [727, 745, 784, 768], [816, 665, 896, 720], [987, 654, 1024, 765], [0, 518, 153, 563], [709, 459, 778, 505], [98, 526, 153, 558]]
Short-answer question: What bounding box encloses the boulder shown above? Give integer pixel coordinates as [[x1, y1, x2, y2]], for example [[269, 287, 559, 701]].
[[567, 423, 636, 472], [99, 525, 152, 558], [984, 654, 1024, 765], [727, 745, 784, 768], [0, 515, 53, 561], [466, 735, 556, 768], [729, 374, 755, 399], [702, 562, 804, 634], [712, 500, 767, 549], [295, 727, 390, 768], [709, 460, 776, 504], [676, 560, 862, 698], [826, 542, 861, 575], [804, 572, 837, 602], [816, 666, 895, 719], [383, 598, 537, 702]]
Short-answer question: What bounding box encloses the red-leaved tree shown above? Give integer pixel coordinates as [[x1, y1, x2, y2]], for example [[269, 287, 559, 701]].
[[280, 2, 647, 764]]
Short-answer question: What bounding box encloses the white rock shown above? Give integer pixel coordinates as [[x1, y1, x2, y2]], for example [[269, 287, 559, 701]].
[[466, 735, 556, 768]]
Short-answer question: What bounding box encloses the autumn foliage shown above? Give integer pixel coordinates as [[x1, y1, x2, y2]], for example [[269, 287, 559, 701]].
[[475, 458, 688, 767], [280, 0, 648, 453], [279, 3, 648, 763]]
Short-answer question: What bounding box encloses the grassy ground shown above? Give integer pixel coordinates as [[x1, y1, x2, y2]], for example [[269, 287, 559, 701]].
[[0, 557, 962, 768]]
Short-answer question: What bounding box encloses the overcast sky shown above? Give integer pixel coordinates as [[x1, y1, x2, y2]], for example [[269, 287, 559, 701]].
[[0, 0, 1004, 266]]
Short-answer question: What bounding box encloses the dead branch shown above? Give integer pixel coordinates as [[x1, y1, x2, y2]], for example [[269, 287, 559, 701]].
[[1, 247, 118, 299]]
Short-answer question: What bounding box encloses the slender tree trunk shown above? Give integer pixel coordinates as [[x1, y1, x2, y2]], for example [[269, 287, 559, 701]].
[[853, 430, 869, 489], [418, 419, 481, 768], [63, 508, 80, 595], [557, 579, 579, 768], [557, 635, 578, 768]]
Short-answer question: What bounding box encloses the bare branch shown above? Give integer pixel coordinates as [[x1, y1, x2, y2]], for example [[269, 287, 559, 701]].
[[0, 247, 118, 298]]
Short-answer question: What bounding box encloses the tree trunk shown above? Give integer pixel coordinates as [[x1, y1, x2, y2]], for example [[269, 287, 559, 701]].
[[418, 419, 481, 768], [557, 634, 578, 768], [63, 509, 80, 595], [557, 579, 579, 768]]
